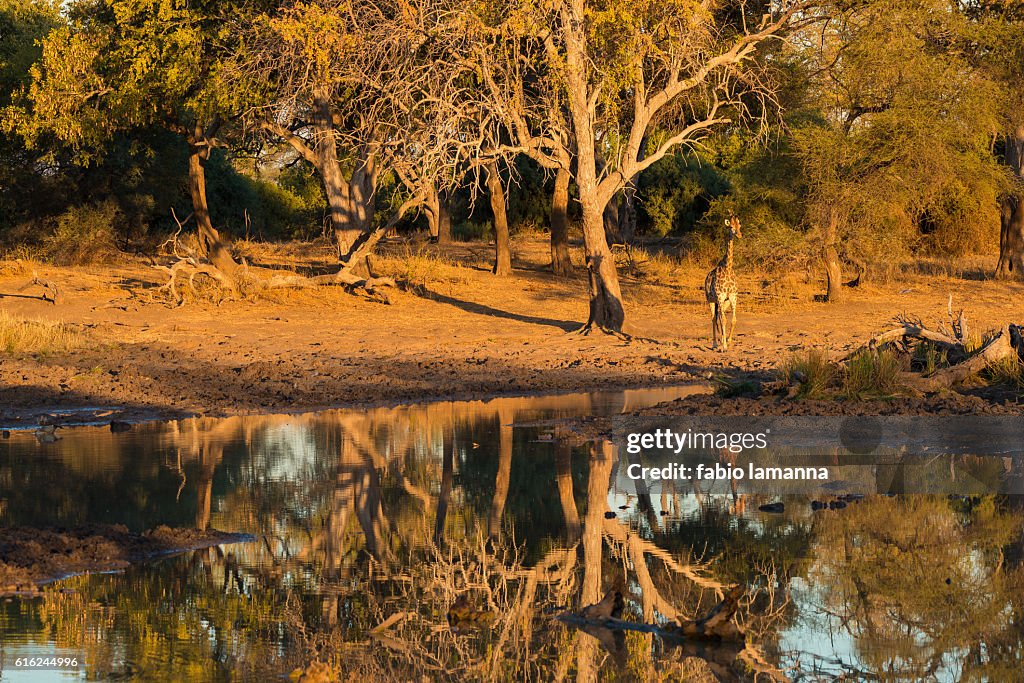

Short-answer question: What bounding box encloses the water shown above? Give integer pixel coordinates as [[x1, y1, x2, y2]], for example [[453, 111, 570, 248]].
[[0, 387, 1022, 681]]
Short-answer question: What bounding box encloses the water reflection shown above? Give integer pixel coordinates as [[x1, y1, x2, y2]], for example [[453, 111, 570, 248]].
[[0, 386, 1021, 681]]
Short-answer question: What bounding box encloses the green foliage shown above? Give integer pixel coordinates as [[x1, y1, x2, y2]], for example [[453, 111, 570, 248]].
[[638, 148, 729, 237], [454, 220, 492, 241], [793, 0, 1010, 264]]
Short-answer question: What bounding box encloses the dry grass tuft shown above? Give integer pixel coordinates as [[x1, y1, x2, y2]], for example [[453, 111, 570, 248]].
[[986, 356, 1024, 391], [377, 245, 470, 292], [0, 310, 89, 354], [843, 348, 904, 398], [780, 349, 835, 399]]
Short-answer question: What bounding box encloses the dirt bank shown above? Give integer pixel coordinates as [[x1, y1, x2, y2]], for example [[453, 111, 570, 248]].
[[1, 237, 1021, 426], [0, 524, 251, 593]]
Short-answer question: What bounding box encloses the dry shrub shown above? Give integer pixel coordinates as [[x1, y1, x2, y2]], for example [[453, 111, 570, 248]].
[[985, 357, 1024, 391], [512, 216, 547, 240], [42, 202, 122, 265], [0, 311, 88, 354]]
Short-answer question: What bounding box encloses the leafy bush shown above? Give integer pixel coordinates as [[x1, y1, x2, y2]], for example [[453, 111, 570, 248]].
[[42, 200, 122, 265]]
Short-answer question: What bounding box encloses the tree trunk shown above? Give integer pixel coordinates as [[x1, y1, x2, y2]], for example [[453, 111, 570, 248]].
[[823, 212, 843, 303], [550, 166, 572, 275], [621, 187, 637, 244], [425, 182, 441, 239], [437, 190, 453, 245], [312, 93, 361, 261], [486, 161, 512, 276], [563, 7, 626, 332], [997, 128, 1024, 280], [186, 140, 238, 280], [488, 411, 513, 539], [581, 202, 626, 332], [603, 194, 621, 244]]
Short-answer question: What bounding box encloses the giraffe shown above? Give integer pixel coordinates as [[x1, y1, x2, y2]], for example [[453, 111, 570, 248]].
[[703, 215, 742, 350]]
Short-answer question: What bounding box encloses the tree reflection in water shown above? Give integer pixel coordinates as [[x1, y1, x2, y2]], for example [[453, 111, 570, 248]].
[[1, 389, 1022, 681]]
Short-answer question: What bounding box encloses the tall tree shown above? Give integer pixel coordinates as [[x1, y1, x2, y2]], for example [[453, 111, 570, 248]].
[[0, 0, 60, 229], [455, 0, 812, 332], [10, 0, 260, 278]]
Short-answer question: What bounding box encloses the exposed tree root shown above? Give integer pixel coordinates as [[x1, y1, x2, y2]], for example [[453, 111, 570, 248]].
[[0, 277, 61, 305]]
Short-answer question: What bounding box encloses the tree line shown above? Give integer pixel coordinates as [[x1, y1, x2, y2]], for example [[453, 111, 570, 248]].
[[1, 0, 1021, 331]]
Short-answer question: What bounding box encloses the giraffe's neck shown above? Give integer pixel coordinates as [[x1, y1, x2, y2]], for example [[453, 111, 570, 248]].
[[722, 235, 734, 273]]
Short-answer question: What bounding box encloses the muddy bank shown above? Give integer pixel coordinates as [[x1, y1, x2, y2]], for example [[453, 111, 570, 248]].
[[0, 524, 251, 593], [638, 392, 1024, 416], [557, 392, 1023, 442]]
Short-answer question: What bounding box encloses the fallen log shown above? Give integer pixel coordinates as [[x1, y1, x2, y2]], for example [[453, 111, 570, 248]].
[[907, 325, 1017, 392]]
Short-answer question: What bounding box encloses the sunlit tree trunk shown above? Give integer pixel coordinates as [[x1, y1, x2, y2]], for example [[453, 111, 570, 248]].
[[186, 130, 238, 280], [425, 180, 441, 238], [997, 128, 1024, 280], [823, 210, 843, 303], [563, 4, 625, 332], [437, 190, 453, 245], [550, 166, 572, 275], [486, 161, 512, 276]]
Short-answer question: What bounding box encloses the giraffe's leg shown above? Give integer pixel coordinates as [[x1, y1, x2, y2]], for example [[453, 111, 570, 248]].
[[727, 295, 738, 344], [709, 303, 719, 347], [714, 301, 726, 351]]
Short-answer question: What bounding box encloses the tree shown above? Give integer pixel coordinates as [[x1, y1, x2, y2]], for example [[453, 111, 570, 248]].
[[792, 0, 1009, 300], [485, 160, 513, 275], [236, 0, 476, 271], [10, 0, 261, 279], [970, 1, 1024, 279], [0, 0, 60, 229], [454, 0, 813, 332]]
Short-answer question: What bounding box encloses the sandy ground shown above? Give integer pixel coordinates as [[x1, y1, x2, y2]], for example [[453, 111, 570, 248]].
[[1, 235, 1022, 426]]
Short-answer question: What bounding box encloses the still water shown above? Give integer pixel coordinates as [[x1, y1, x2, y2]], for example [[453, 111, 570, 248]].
[[0, 387, 1022, 681]]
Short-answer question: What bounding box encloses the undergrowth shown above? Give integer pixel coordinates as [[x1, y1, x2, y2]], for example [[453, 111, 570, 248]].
[[0, 311, 90, 354]]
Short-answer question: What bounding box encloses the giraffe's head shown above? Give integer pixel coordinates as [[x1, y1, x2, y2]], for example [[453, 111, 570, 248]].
[[724, 215, 742, 240]]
